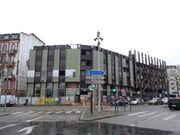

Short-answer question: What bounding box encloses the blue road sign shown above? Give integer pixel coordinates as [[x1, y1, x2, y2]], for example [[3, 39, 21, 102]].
[[86, 70, 105, 75]]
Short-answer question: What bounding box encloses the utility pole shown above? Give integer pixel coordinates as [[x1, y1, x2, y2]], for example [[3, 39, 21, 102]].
[[94, 31, 103, 113]]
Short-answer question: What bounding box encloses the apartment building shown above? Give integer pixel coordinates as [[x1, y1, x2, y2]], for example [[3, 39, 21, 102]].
[[0, 33, 44, 96]]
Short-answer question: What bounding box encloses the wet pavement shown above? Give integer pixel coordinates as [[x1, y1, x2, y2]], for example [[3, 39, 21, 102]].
[[0, 121, 175, 135]]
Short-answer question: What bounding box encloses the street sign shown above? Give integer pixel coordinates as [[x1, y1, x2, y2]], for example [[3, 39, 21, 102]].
[[93, 80, 105, 84], [86, 75, 104, 80], [86, 70, 105, 76], [85, 80, 93, 84]]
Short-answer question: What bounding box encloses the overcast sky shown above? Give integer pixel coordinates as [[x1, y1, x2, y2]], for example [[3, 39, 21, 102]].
[[1, 0, 180, 65]]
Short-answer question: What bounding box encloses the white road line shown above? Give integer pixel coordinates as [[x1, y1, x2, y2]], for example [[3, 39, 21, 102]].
[[30, 112, 43, 117], [138, 112, 156, 117], [45, 111, 53, 114], [16, 111, 34, 117], [163, 114, 177, 120], [54, 111, 63, 114], [75, 111, 81, 114], [11, 111, 24, 115], [151, 113, 167, 119], [0, 124, 17, 130], [65, 111, 72, 114], [128, 111, 149, 116], [26, 115, 47, 122]]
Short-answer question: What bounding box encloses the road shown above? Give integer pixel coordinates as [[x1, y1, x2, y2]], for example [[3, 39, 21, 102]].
[[98, 105, 180, 132], [0, 105, 178, 135]]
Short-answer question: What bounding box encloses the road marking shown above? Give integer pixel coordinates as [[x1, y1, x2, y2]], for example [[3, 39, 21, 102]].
[[150, 113, 167, 119], [163, 114, 177, 120], [11, 111, 24, 115], [16, 111, 34, 117], [0, 124, 17, 130], [65, 111, 72, 114], [54, 111, 63, 114], [75, 110, 81, 114], [128, 111, 149, 116], [26, 115, 47, 122], [30, 112, 43, 117], [18, 125, 37, 135], [45, 111, 54, 114], [138, 112, 156, 117]]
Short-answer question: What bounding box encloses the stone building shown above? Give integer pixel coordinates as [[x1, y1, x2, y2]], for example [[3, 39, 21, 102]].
[[0, 33, 44, 96]]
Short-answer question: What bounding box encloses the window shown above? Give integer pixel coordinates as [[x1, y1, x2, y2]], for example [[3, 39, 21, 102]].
[[46, 83, 53, 97], [47, 71, 52, 77], [59, 71, 65, 76], [3, 35, 9, 40], [86, 61, 91, 66], [11, 34, 18, 39], [35, 72, 40, 77], [85, 51, 91, 56], [80, 71, 86, 76], [81, 61, 86, 66], [2, 44, 7, 51], [34, 84, 41, 97]]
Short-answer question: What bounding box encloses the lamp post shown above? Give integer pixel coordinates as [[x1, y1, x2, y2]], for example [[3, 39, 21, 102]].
[[94, 31, 103, 113]]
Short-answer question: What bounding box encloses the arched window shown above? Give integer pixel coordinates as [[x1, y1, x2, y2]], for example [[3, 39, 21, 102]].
[[2, 44, 7, 52], [11, 43, 15, 50]]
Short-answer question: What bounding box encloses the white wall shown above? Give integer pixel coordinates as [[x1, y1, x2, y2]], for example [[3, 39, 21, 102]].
[[17, 33, 44, 91]]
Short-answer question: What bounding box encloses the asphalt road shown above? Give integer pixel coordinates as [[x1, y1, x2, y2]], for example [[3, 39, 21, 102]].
[[0, 105, 178, 135], [0, 121, 173, 135], [98, 105, 180, 133]]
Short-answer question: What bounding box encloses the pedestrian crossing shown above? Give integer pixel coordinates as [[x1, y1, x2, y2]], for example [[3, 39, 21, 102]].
[[8, 110, 81, 117], [127, 111, 179, 121]]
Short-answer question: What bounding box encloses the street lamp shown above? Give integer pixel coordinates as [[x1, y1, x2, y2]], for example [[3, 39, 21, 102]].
[[94, 31, 103, 113]]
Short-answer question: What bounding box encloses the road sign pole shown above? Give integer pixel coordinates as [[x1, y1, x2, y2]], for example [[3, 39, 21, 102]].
[[98, 46, 101, 113]]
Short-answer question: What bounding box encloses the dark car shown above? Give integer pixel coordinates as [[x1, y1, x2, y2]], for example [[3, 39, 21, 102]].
[[168, 98, 180, 110]]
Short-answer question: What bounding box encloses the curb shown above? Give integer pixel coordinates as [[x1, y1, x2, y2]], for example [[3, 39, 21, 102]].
[[0, 113, 10, 117], [79, 111, 123, 121]]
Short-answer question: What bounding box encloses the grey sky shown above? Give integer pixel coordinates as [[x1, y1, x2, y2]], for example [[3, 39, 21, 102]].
[[1, 0, 180, 65]]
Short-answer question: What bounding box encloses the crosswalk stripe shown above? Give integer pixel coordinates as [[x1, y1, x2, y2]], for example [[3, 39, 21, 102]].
[[16, 111, 34, 117], [30, 112, 43, 117], [0, 124, 17, 130], [75, 111, 81, 114], [11, 111, 24, 115], [45, 111, 54, 114], [65, 111, 72, 114], [54, 111, 63, 114], [138, 112, 156, 117], [26, 115, 47, 122], [128, 111, 149, 116], [150, 112, 167, 119], [163, 114, 177, 120]]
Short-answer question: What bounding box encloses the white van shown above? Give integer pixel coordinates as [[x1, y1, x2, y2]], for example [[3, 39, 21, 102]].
[[0, 95, 16, 107]]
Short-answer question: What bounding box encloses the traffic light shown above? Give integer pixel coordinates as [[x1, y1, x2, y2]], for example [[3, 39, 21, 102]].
[[111, 87, 116, 94]]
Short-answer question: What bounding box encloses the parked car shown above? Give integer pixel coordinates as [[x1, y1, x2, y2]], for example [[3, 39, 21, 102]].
[[111, 98, 129, 106], [148, 97, 163, 105], [0, 95, 16, 107], [130, 98, 144, 105], [162, 97, 168, 104]]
